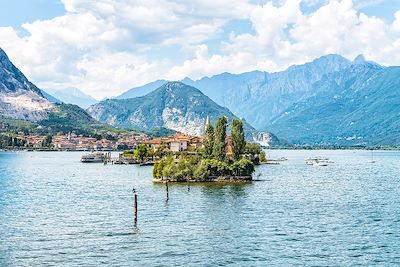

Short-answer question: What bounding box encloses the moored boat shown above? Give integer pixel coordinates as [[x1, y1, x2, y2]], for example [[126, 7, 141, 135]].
[[81, 152, 106, 163], [305, 157, 331, 166]]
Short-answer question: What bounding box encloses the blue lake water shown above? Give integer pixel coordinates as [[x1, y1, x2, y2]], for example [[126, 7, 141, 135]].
[[0, 150, 399, 266]]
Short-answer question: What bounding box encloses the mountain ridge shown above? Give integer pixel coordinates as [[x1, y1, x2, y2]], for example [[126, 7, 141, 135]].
[[88, 81, 279, 145], [115, 54, 354, 129], [267, 61, 400, 145]]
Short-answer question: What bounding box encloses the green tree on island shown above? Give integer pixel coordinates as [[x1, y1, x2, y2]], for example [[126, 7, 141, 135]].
[[203, 120, 214, 158], [42, 135, 53, 148], [212, 116, 227, 161], [134, 144, 148, 160], [231, 119, 245, 161]]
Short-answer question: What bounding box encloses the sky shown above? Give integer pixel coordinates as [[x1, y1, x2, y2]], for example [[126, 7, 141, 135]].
[[0, 0, 400, 99]]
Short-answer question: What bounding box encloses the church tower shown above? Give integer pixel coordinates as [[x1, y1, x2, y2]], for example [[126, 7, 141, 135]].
[[203, 116, 211, 136]]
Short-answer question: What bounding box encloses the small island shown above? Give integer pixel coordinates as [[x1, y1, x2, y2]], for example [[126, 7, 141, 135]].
[[152, 116, 266, 183]]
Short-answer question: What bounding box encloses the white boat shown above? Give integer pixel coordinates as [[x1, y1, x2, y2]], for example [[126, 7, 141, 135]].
[[305, 156, 329, 162], [305, 157, 331, 166], [305, 160, 315, 165], [81, 152, 106, 163]]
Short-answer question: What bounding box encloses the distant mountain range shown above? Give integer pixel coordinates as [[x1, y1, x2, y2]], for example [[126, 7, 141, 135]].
[[88, 81, 279, 145], [113, 55, 399, 146], [268, 59, 400, 146], [44, 87, 98, 109], [116, 54, 352, 129]]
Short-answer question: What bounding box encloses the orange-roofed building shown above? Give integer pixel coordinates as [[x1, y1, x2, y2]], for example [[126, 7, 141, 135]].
[[141, 133, 203, 152]]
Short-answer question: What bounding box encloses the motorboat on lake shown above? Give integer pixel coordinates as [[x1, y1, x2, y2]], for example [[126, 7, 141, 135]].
[[305, 157, 331, 166]]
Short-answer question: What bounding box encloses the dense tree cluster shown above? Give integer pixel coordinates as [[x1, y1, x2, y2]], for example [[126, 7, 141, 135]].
[[153, 155, 254, 182], [123, 142, 170, 161], [152, 116, 258, 181], [0, 135, 26, 148]]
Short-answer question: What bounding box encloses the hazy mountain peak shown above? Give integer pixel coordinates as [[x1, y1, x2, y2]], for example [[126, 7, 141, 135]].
[[354, 54, 366, 63], [315, 54, 348, 62], [45, 87, 97, 109], [351, 54, 381, 68], [181, 77, 194, 84]]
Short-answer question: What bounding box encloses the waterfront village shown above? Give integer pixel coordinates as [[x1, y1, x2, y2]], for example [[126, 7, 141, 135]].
[[0, 116, 270, 182], [0, 130, 205, 152], [0, 117, 238, 155]]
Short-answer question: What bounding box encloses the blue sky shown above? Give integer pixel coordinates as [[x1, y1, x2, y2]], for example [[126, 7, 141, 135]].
[[0, 0, 400, 98], [0, 0, 64, 28]]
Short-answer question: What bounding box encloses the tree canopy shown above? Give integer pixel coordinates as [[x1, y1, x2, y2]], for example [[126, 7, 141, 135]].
[[212, 116, 227, 161], [231, 119, 245, 161], [203, 121, 214, 159]]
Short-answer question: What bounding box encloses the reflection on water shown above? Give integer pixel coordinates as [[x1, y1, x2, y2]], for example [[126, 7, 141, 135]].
[[0, 150, 400, 266]]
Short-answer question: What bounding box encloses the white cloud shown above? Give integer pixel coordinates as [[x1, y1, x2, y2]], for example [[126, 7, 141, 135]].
[[170, 0, 400, 80], [0, 0, 400, 99]]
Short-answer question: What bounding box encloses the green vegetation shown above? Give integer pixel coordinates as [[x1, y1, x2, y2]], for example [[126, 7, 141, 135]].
[[232, 119, 245, 161], [152, 116, 258, 182], [41, 135, 52, 148], [243, 142, 266, 164], [0, 103, 123, 138], [212, 116, 227, 161], [0, 135, 26, 148], [203, 120, 214, 158], [133, 144, 148, 160], [123, 143, 170, 161], [0, 116, 37, 134], [149, 128, 177, 138], [153, 155, 254, 182], [40, 103, 106, 135]]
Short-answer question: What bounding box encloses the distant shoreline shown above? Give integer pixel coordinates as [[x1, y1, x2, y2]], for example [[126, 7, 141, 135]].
[[1, 147, 400, 152], [266, 146, 400, 151]]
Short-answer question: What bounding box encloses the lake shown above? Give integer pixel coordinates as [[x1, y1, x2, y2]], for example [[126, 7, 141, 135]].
[[0, 150, 399, 266]]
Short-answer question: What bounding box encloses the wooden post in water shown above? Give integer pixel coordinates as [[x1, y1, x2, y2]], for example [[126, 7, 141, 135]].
[[165, 180, 169, 201], [133, 188, 138, 225]]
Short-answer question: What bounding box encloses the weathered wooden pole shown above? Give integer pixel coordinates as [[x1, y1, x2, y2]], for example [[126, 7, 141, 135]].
[[133, 188, 138, 225], [165, 180, 169, 201]]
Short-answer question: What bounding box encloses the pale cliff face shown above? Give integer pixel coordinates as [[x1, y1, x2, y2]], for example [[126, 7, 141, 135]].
[[0, 48, 54, 121], [162, 107, 205, 136], [0, 90, 54, 121]]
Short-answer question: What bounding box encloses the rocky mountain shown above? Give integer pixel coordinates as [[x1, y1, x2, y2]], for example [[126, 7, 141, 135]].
[[115, 55, 352, 129], [183, 54, 353, 129], [0, 47, 103, 134], [45, 87, 97, 109], [0, 48, 54, 121], [88, 81, 278, 145], [268, 58, 400, 146]]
